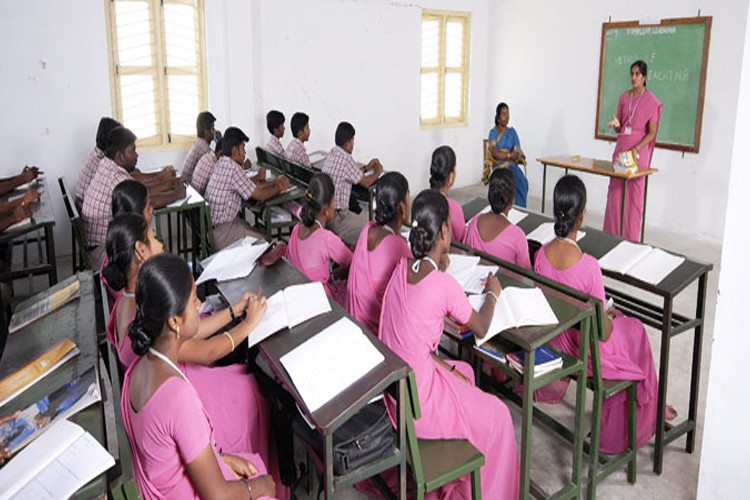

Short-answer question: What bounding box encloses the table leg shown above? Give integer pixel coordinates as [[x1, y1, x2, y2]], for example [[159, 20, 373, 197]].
[[199, 205, 208, 259], [687, 273, 708, 453], [520, 349, 535, 499], [541, 164, 548, 213], [641, 176, 650, 242], [324, 433, 334, 498], [654, 297, 673, 475], [167, 212, 174, 253], [45, 225, 57, 285], [572, 317, 589, 491], [397, 378, 407, 499], [620, 180, 627, 238]]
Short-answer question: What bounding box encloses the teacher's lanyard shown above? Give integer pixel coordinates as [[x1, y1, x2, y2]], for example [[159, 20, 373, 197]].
[[627, 89, 645, 128]]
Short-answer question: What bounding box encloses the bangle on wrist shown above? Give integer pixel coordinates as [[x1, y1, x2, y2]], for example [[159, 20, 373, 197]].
[[486, 291, 499, 302], [223, 331, 235, 352]]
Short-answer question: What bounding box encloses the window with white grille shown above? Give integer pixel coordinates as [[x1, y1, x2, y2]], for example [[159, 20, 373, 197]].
[[106, 0, 207, 149], [420, 11, 470, 127]]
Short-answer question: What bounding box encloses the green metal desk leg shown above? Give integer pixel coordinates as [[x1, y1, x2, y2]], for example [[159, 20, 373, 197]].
[[653, 297, 673, 475], [324, 432, 334, 498], [641, 176, 649, 242], [45, 224, 58, 285], [471, 470, 482, 500], [398, 378, 407, 499], [541, 164, 547, 213], [199, 205, 207, 259], [572, 317, 589, 492], [154, 214, 163, 245], [687, 273, 708, 453], [520, 349, 536, 499], [620, 180, 627, 237]]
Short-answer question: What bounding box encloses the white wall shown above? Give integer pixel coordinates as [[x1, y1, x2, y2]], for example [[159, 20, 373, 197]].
[[489, 0, 749, 245], [697, 4, 750, 497]]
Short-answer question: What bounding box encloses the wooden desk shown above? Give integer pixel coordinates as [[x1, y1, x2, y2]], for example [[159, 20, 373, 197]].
[[448, 242, 596, 500], [0, 177, 57, 286], [536, 155, 658, 242], [153, 184, 210, 269], [463, 199, 713, 475], [244, 185, 306, 241], [217, 260, 410, 499], [0, 272, 108, 497]]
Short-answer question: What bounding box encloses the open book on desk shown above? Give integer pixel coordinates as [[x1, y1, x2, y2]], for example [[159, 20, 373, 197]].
[[0, 419, 114, 500], [196, 237, 270, 285], [525, 222, 586, 245], [9, 278, 80, 334], [445, 254, 499, 295], [248, 282, 331, 348], [469, 287, 558, 346], [598, 240, 685, 285], [280, 316, 384, 413]]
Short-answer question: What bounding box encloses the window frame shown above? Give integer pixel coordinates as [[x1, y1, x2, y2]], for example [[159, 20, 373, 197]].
[[104, 0, 208, 151], [420, 10, 471, 128]]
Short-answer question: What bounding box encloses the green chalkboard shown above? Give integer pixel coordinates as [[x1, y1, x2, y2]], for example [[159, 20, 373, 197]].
[[595, 17, 711, 153]]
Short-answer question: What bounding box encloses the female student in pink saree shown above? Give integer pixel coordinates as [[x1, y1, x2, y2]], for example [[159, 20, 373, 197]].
[[121, 254, 277, 499], [463, 167, 530, 269], [379, 189, 519, 498], [429, 145, 466, 242], [346, 172, 412, 334], [604, 60, 662, 241], [285, 173, 352, 307], [534, 175, 676, 453], [102, 215, 283, 496]]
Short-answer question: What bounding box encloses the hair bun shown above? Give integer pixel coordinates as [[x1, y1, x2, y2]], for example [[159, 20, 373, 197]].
[[128, 315, 154, 356], [101, 262, 127, 291]]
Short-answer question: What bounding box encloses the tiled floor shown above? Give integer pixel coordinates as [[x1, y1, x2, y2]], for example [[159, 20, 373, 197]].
[[43, 184, 720, 499]]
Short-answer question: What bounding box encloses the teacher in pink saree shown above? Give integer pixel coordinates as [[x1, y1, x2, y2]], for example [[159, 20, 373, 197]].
[[604, 60, 662, 241]]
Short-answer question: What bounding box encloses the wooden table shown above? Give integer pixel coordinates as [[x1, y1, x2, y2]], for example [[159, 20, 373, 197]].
[[462, 199, 713, 476], [447, 242, 596, 500], [0, 177, 57, 286], [153, 184, 210, 270], [536, 155, 658, 242], [217, 260, 410, 499], [0, 272, 108, 498]]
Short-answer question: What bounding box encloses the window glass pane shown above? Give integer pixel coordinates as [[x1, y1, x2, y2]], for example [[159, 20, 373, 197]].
[[445, 21, 464, 68], [420, 73, 439, 121], [115, 1, 153, 67], [444, 73, 463, 119], [163, 3, 197, 67], [121, 75, 158, 138], [421, 19, 440, 68], [168, 75, 199, 136]]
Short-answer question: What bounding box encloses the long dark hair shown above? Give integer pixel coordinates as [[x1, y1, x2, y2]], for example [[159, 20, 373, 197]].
[[553, 175, 587, 238], [102, 214, 150, 291], [374, 172, 409, 226], [429, 146, 456, 190], [112, 179, 148, 218], [409, 189, 449, 259], [488, 168, 515, 214], [300, 173, 335, 227], [128, 254, 193, 356]]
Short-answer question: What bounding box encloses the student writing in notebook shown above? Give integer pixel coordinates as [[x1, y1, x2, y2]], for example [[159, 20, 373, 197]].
[[122, 254, 276, 499], [429, 145, 466, 242], [379, 189, 519, 499], [285, 173, 352, 308], [346, 172, 412, 334], [265, 110, 286, 158], [102, 215, 278, 482], [463, 167, 530, 269], [533, 175, 676, 454], [285, 112, 312, 167]]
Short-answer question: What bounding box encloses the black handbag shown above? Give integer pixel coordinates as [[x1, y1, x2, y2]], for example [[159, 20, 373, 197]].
[[294, 400, 395, 476]]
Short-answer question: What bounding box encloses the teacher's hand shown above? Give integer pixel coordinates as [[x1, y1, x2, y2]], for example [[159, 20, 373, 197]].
[[607, 114, 620, 130]]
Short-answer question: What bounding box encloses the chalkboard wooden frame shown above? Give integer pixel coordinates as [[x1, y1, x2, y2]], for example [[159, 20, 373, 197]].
[[595, 17, 712, 153]]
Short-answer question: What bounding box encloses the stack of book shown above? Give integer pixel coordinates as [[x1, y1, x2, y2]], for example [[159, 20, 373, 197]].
[[507, 346, 563, 378], [443, 316, 472, 340]]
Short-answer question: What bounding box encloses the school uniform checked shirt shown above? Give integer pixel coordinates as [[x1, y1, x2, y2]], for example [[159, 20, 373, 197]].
[[82, 156, 132, 247], [205, 156, 256, 226], [265, 135, 286, 158], [182, 137, 211, 184], [285, 138, 311, 167], [322, 146, 362, 211], [75, 147, 104, 204], [191, 152, 218, 196]]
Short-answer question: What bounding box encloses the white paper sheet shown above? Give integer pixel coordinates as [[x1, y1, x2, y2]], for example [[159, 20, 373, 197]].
[[4, 217, 33, 232], [525, 222, 585, 245], [247, 292, 289, 349], [598, 240, 653, 274], [166, 184, 203, 207], [470, 287, 558, 346], [478, 206, 528, 225], [445, 254, 480, 281], [626, 248, 685, 285], [455, 265, 499, 295], [0, 419, 114, 500], [195, 238, 269, 285], [280, 317, 384, 413]]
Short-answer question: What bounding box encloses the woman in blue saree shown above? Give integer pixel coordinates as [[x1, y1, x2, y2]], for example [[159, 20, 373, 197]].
[[487, 102, 529, 207]]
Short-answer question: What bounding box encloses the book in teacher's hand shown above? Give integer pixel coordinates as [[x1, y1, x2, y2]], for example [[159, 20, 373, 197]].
[[0, 339, 79, 407], [8, 279, 81, 334]]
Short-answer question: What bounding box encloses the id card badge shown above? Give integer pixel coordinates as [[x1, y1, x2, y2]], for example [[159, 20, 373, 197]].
[[624, 126, 632, 135]]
